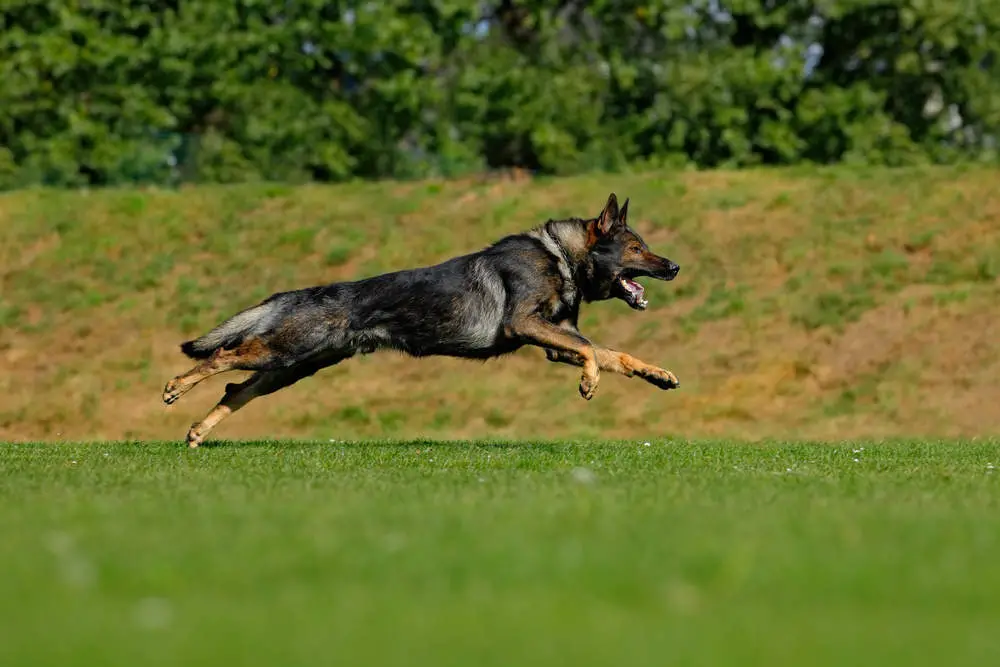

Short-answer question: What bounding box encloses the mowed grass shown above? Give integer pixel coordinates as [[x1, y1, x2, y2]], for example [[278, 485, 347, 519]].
[[2, 439, 999, 666]]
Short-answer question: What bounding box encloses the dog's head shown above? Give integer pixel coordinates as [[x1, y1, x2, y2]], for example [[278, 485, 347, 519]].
[[584, 193, 679, 310]]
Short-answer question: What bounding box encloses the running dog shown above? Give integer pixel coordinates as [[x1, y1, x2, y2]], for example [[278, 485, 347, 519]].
[[163, 193, 680, 446]]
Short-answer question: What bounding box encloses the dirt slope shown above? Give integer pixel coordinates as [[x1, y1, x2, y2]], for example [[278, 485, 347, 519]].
[[1, 166, 998, 442]]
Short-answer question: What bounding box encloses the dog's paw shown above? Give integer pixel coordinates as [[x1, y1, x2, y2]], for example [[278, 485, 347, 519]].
[[186, 423, 204, 448], [579, 368, 600, 400], [163, 378, 186, 405], [639, 367, 680, 390]]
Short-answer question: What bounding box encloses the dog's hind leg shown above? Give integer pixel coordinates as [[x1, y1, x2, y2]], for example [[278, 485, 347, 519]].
[[163, 338, 275, 405], [185, 361, 327, 447]]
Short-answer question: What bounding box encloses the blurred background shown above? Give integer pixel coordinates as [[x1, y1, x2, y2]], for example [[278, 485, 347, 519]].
[[1, 1, 998, 442]]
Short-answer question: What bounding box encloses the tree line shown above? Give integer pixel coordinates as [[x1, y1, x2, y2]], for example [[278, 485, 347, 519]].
[[1, 1, 997, 188]]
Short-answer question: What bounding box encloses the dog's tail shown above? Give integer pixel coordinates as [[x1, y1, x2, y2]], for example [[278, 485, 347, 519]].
[[180, 300, 279, 359]]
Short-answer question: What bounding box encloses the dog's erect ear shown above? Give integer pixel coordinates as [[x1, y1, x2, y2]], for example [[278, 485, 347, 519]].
[[596, 193, 620, 236], [618, 197, 630, 226]]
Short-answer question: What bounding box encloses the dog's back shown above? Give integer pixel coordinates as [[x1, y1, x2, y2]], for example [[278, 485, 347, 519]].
[[180, 235, 558, 366]]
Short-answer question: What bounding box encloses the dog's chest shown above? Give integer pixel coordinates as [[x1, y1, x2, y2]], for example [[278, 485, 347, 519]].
[[542, 293, 580, 324], [544, 275, 580, 320]]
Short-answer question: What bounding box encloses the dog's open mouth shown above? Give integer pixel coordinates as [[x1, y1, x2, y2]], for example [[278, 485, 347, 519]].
[[618, 276, 648, 310]]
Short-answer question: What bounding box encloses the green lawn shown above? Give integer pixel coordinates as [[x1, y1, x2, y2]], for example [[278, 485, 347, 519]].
[[2, 440, 999, 666]]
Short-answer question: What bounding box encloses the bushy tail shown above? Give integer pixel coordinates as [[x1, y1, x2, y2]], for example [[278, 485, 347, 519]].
[[179, 301, 278, 359]]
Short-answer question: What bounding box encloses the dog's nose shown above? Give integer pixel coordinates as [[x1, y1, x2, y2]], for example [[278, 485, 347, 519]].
[[667, 261, 680, 278]]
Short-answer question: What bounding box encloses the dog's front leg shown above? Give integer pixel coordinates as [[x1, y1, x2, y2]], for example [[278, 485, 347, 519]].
[[512, 315, 600, 399], [545, 344, 679, 391], [545, 348, 585, 365], [597, 349, 680, 390]]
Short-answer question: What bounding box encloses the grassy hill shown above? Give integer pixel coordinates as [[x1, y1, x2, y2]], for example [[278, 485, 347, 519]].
[[1, 166, 999, 443]]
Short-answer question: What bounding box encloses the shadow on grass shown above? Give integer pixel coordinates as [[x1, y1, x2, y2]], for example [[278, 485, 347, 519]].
[[8, 437, 995, 454], [184, 438, 603, 452], [6, 438, 595, 450]]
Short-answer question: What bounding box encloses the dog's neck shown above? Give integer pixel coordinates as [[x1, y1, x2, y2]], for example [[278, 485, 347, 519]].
[[537, 218, 591, 267], [533, 218, 606, 301]]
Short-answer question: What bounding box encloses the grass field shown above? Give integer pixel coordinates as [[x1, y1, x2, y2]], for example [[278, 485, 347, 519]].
[[2, 439, 999, 666], [2, 166, 999, 443], [3, 167, 998, 662]]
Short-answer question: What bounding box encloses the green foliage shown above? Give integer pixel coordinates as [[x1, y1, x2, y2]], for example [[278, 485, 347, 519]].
[[2, 1, 999, 187]]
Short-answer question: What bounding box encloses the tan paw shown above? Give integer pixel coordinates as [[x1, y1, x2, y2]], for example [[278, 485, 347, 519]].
[[639, 367, 680, 390], [186, 424, 204, 448], [163, 378, 187, 405], [579, 365, 600, 400]]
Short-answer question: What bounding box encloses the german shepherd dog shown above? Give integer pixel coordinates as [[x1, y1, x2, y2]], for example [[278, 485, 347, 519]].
[[163, 193, 680, 446]]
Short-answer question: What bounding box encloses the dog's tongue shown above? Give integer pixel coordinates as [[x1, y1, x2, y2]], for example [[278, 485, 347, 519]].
[[623, 278, 644, 300]]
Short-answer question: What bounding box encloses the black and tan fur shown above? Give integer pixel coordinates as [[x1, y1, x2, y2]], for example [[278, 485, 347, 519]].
[[164, 193, 681, 446]]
